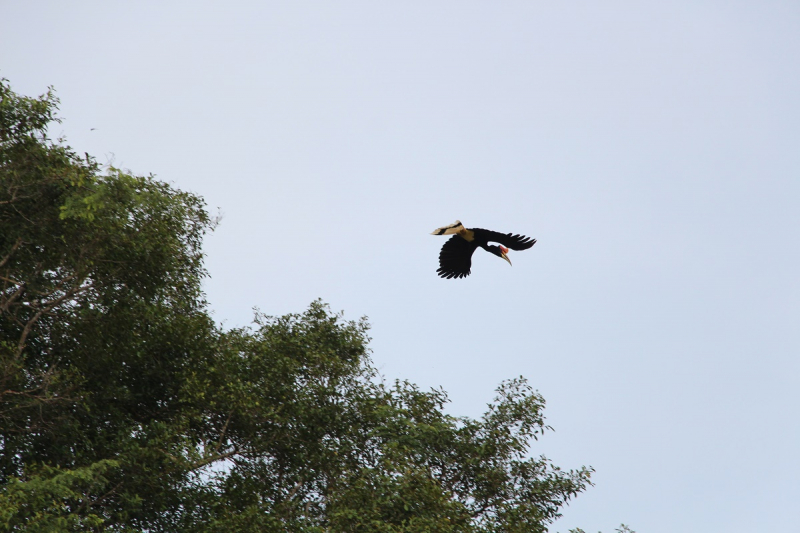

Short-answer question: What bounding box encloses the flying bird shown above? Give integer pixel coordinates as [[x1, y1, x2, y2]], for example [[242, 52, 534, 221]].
[[431, 220, 536, 279]]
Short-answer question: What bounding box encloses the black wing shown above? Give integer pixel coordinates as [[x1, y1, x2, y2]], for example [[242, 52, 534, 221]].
[[472, 228, 536, 250], [437, 235, 479, 279]]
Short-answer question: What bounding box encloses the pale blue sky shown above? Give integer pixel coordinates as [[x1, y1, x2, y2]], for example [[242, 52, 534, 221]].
[[3, 2, 799, 531]]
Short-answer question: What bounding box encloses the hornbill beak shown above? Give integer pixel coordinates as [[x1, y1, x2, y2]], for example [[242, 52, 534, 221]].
[[500, 246, 512, 266]]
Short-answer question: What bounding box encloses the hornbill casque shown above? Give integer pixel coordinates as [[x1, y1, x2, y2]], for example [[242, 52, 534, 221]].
[[431, 220, 536, 279]]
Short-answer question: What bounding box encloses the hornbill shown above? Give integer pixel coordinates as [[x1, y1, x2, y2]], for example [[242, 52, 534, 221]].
[[431, 220, 536, 279]]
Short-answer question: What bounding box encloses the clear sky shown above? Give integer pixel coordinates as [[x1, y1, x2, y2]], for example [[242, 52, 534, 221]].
[[3, 2, 799, 531]]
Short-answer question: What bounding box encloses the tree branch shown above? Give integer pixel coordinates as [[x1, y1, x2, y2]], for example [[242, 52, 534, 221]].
[[189, 446, 239, 472], [215, 411, 234, 454], [0, 237, 23, 269], [15, 279, 93, 358], [1, 281, 26, 313]]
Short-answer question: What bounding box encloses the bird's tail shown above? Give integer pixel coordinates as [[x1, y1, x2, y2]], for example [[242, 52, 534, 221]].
[[431, 220, 465, 235]]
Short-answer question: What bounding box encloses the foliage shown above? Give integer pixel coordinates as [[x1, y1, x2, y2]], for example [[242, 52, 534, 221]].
[[567, 525, 636, 533], [0, 79, 593, 532], [0, 461, 119, 532]]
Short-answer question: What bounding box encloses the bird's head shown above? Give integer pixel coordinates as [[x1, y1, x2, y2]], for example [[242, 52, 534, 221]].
[[489, 245, 512, 266]]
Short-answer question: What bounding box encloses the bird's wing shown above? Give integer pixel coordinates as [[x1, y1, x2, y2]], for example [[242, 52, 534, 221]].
[[472, 228, 536, 250], [437, 235, 479, 279]]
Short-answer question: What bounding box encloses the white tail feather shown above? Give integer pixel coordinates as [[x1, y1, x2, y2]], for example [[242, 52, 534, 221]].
[[431, 220, 465, 235]]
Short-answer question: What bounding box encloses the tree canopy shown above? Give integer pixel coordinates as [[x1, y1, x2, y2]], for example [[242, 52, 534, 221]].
[[0, 79, 593, 532]]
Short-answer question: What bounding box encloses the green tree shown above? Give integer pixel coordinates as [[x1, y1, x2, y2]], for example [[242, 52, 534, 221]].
[[0, 79, 593, 532], [567, 525, 636, 533]]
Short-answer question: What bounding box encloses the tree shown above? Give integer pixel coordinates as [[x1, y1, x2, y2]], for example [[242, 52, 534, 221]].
[[1, 78, 219, 530], [0, 79, 593, 532], [567, 525, 636, 533]]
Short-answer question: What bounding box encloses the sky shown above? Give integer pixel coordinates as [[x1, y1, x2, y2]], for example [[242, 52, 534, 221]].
[[2, 2, 799, 531]]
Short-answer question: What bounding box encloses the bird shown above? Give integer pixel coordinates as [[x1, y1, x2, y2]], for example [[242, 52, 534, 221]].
[[431, 220, 536, 279]]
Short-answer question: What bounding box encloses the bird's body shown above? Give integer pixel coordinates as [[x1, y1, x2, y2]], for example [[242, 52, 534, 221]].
[[431, 220, 536, 279]]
